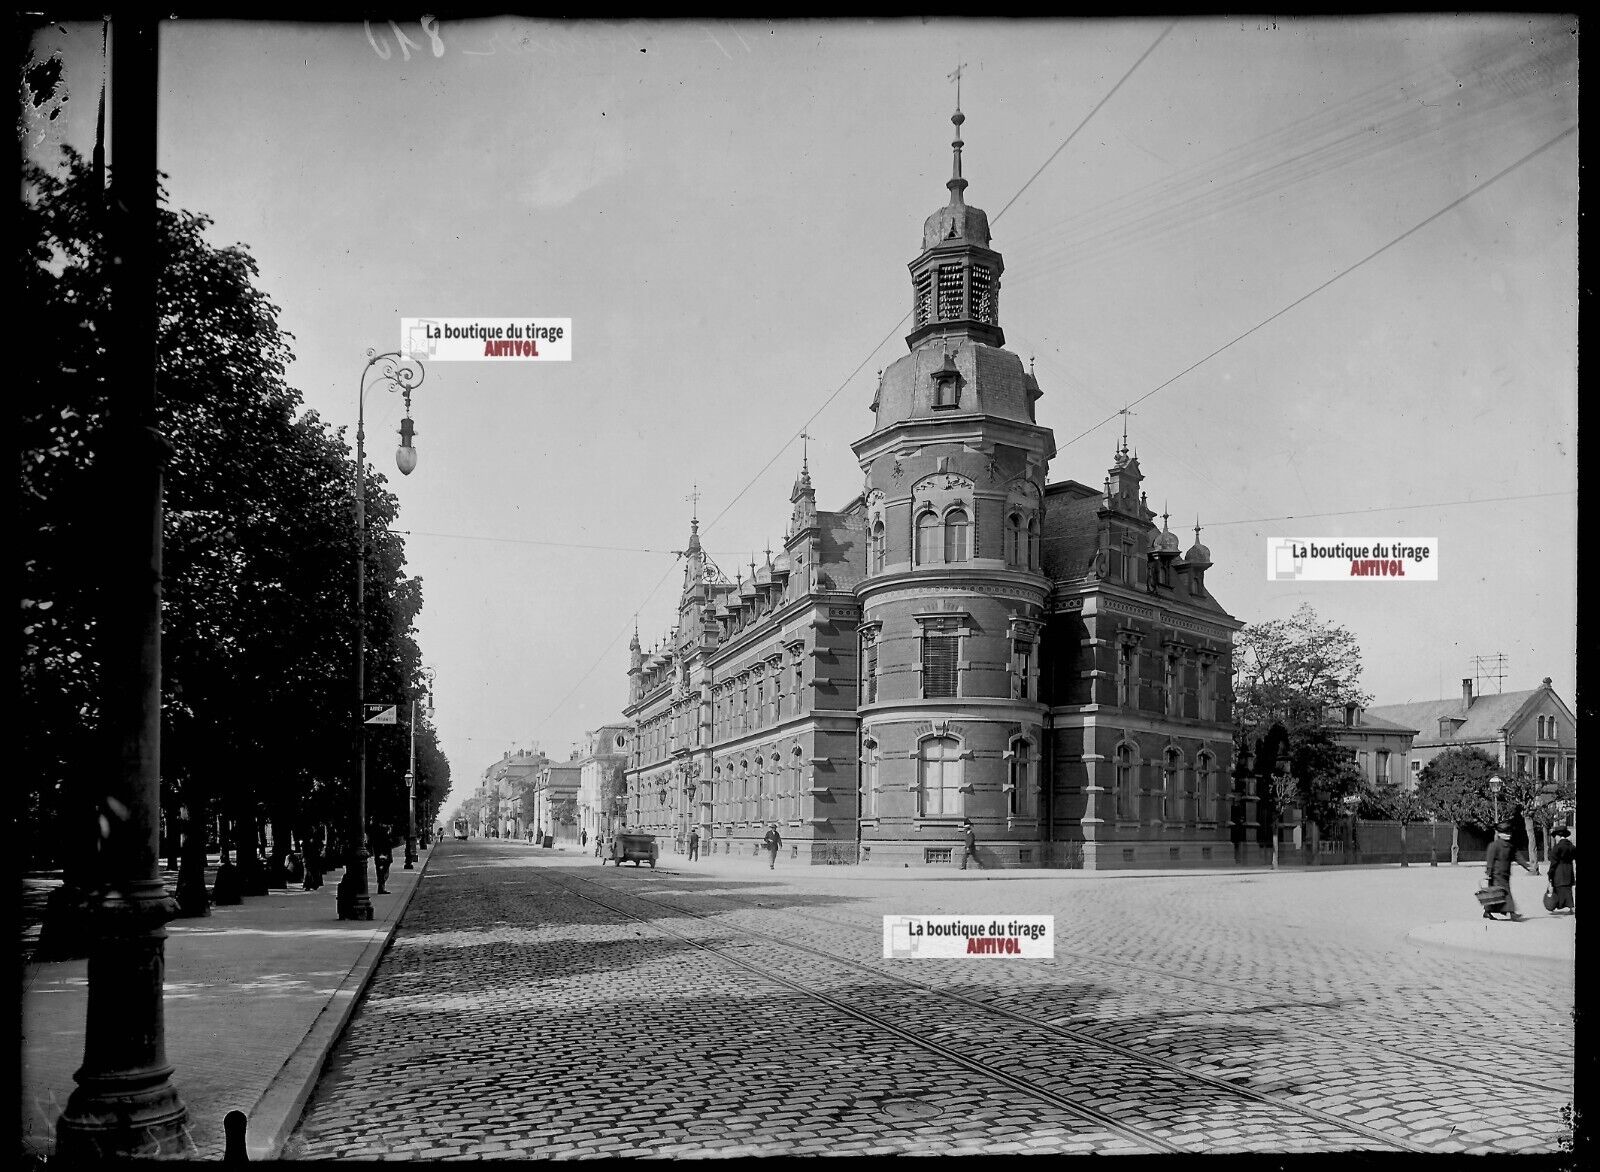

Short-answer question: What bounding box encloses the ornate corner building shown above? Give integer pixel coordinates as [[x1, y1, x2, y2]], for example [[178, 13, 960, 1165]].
[[623, 104, 1243, 869]]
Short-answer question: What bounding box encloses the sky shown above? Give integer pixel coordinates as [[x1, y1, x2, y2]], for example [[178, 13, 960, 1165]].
[[23, 16, 1578, 820]]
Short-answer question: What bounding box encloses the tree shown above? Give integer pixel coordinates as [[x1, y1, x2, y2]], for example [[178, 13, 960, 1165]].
[[1233, 605, 1371, 857], [1415, 746, 1499, 864], [1234, 603, 1371, 736], [601, 761, 628, 831], [1362, 780, 1432, 866], [21, 146, 447, 929], [549, 796, 579, 828]]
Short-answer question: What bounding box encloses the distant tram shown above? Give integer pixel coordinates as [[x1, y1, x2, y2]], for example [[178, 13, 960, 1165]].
[[453, 818, 469, 840]]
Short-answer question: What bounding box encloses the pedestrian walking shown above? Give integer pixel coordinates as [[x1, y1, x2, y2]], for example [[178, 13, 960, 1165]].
[[763, 823, 782, 869], [1547, 826, 1576, 913], [688, 827, 700, 861], [302, 829, 324, 891], [581, 829, 588, 848], [960, 820, 982, 870], [1484, 822, 1522, 921]]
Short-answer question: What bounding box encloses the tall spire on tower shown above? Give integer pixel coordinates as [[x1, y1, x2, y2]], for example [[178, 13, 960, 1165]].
[[947, 61, 969, 205]]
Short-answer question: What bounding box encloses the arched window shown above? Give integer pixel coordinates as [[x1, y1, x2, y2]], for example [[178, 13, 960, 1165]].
[[1006, 513, 1023, 566], [871, 520, 886, 574], [915, 511, 939, 565], [790, 749, 803, 819], [1008, 740, 1032, 818], [1115, 744, 1135, 819], [1027, 517, 1040, 570], [944, 508, 970, 563], [739, 760, 749, 822], [1196, 752, 1214, 822], [919, 736, 963, 817]]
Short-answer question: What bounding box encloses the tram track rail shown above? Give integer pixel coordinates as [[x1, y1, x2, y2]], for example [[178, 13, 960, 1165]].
[[632, 867, 1574, 1098], [546, 867, 1432, 1155]]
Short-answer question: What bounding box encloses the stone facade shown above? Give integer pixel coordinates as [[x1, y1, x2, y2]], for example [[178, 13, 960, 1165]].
[[622, 105, 1242, 868]]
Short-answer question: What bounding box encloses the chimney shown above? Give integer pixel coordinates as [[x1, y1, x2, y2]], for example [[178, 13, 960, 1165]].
[[1462, 678, 1474, 709]]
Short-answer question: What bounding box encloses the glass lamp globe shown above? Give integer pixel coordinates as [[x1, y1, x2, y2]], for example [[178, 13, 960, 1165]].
[[395, 445, 418, 476]]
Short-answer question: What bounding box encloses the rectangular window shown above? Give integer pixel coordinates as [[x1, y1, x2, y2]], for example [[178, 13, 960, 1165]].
[[1536, 756, 1556, 782], [922, 632, 959, 698], [864, 640, 879, 704], [1013, 640, 1032, 700], [1566, 756, 1576, 782], [1376, 750, 1390, 785], [1516, 753, 1529, 777], [924, 847, 953, 864]]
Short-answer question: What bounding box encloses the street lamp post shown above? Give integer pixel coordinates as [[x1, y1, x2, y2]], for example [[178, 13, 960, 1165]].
[[1489, 775, 1503, 826], [55, 16, 193, 1158], [336, 350, 424, 921]]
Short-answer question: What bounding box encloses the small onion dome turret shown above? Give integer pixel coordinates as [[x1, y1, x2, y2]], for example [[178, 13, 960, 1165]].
[[1185, 521, 1212, 567]]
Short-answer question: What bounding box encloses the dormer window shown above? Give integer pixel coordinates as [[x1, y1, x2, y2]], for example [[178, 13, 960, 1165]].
[[930, 350, 961, 408]]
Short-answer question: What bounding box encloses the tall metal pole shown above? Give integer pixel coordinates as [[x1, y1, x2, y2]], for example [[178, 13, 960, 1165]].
[[404, 696, 417, 868], [336, 369, 374, 920], [336, 351, 422, 919], [56, 15, 192, 1158]]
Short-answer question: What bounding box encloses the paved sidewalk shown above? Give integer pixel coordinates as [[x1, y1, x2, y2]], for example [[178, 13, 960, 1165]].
[[20, 848, 430, 1163]]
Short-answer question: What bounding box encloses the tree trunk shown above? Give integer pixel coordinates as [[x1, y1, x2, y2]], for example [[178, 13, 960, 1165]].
[[1308, 820, 1321, 865], [1523, 811, 1539, 871], [1398, 820, 1408, 866], [174, 785, 211, 917], [236, 776, 268, 896], [1451, 821, 1460, 864]]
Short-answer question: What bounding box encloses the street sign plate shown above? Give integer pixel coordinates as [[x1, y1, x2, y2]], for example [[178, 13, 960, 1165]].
[[363, 704, 398, 725]]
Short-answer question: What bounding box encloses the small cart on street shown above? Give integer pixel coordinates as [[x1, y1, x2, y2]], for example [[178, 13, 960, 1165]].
[[608, 832, 659, 868]]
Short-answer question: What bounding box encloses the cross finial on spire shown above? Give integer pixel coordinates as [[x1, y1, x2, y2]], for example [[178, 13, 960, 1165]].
[[948, 61, 967, 109], [946, 63, 969, 204], [1162, 502, 1170, 528]]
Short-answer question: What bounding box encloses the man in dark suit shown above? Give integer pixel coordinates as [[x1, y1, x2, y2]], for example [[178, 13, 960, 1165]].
[[762, 824, 782, 869], [960, 820, 982, 870]]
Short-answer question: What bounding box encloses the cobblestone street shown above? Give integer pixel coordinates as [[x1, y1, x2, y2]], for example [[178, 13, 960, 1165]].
[[287, 841, 1573, 1159]]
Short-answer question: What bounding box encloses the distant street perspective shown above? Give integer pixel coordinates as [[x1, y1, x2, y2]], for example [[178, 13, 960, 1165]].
[[286, 841, 1573, 1159]]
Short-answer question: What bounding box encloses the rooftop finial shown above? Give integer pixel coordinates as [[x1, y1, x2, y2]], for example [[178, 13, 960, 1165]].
[[685, 482, 700, 523], [946, 62, 969, 204], [1194, 517, 1203, 543]]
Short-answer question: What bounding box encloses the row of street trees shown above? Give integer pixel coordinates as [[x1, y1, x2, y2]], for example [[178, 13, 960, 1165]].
[[20, 146, 449, 929], [1230, 603, 1572, 867]]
